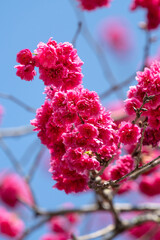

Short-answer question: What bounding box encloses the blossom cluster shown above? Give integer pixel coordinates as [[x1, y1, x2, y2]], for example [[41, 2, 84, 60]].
[[77, 0, 111, 11], [15, 39, 122, 194], [125, 61, 160, 147], [31, 82, 120, 194], [130, 0, 160, 29], [15, 38, 83, 90]]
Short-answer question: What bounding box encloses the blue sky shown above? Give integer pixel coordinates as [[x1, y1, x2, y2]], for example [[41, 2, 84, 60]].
[[0, 0, 160, 239]]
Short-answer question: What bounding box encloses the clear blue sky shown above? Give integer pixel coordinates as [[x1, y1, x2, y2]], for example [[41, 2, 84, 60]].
[[0, 0, 160, 239]]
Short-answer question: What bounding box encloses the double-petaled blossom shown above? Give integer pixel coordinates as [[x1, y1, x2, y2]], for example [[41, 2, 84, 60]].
[[118, 121, 141, 145]]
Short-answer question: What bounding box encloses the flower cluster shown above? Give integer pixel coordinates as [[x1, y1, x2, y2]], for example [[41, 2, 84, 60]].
[[125, 61, 160, 147], [0, 207, 24, 238], [130, 0, 160, 29], [31, 86, 120, 193], [77, 0, 111, 11], [15, 39, 120, 194], [15, 49, 36, 81], [15, 38, 83, 90]]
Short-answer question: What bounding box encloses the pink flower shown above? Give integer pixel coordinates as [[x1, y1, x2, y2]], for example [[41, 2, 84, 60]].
[[110, 164, 129, 180], [78, 123, 98, 139], [119, 121, 141, 145], [15, 64, 36, 81], [35, 42, 57, 68], [16, 49, 33, 65], [124, 98, 141, 115], [62, 148, 100, 173], [0, 207, 24, 238], [76, 89, 101, 118], [110, 155, 134, 181], [98, 145, 117, 160], [39, 65, 68, 87], [53, 168, 88, 194]]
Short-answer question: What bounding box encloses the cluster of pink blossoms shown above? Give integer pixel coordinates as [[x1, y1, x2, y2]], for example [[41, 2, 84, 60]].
[[16, 39, 122, 194], [77, 0, 111, 11], [130, 0, 160, 29], [0, 207, 24, 238], [125, 61, 160, 147], [31, 81, 120, 194], [15, 38, 83, 90]]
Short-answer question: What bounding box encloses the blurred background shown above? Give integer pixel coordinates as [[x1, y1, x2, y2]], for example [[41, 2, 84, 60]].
[[0, 0, 160, 239]]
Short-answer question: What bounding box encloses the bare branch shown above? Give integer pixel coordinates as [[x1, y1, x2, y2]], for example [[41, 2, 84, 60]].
[[72, 22, 82, 47], [25, 145, 46, 182], [0, 138, 24, 176], [0, 92, 36, 113], [99, 72, 136, 100], [77, 213, 160, 240], [0, 125, 34, 138]]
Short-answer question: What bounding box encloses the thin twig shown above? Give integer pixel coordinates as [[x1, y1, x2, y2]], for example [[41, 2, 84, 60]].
[[25, 146, 46, 182], [0, 125, 34, 138], [77, 213, 160, 240], [18, 216, 51, 240], [113, 155, 160, 184], [69, 0, 124, 99], [142, 30, 151, 69], [72, 22, 82, 47], [0, 138, 24, 176], [20, 139, 40, 165], [99, 72, 136, 100], [0, 92, 36, 113]]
